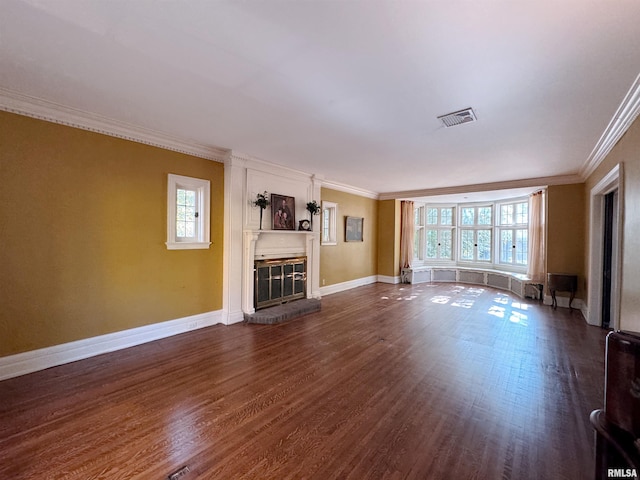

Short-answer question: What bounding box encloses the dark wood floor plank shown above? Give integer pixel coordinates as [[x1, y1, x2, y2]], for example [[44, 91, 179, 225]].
[[0, 283, 607, 479]]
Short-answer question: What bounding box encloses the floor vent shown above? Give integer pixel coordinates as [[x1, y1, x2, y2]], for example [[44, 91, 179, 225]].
[[438, 108, 477, 128], [168, 466, 190, 480]]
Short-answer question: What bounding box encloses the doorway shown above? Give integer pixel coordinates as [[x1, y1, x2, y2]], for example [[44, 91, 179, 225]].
[[587, 164, 623, 329], [601, 190, 617, 328]]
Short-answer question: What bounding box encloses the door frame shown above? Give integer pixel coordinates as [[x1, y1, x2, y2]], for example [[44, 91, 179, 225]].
[[587, 163, 623, 328]]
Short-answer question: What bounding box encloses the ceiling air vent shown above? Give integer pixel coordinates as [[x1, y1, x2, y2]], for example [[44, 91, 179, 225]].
[[437, 108, 477, 128]]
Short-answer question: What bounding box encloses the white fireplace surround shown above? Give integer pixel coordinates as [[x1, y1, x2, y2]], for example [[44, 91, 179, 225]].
[[223, 153, 322, 322], [246, 233, 313, 311]]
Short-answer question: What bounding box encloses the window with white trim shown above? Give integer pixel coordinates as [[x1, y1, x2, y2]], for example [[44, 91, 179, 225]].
[[166, 174, 211, 250], [413, 196, 531, 272], [497, 200, 528, 266], [321, 201, 337, 245], [426, 206, 455, 260], [459, 205, 492, 263]]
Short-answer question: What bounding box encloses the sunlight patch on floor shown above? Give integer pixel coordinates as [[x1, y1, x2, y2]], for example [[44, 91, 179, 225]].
[[451, 299, 475, 309], [430, 295, 451, 304], [509, 311, 528, 325], [486, 297, 530, 326]]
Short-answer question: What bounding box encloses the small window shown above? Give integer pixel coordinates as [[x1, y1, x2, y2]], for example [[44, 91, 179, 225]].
[[166, 174, 211, 250], [321, 201, 337, 245]]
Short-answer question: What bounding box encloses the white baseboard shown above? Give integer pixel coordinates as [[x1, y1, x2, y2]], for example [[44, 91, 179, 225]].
[[377, 275, 401, 284], [542, 294, 585, 312], [0, 310, 223, 381], [320, 275, 378, 296], [222, 309, 246, 325]]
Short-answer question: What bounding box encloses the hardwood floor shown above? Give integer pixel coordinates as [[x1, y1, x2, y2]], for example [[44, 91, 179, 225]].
[[0, 283, 608, 479]]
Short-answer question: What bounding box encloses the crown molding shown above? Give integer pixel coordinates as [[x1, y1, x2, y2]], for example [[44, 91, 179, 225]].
[[580, 73, 640, 180], [0, 87, 229, 162], [378, 174, 582, 200], [321, 179, 379, 200], [229, 150, 326, 185], [230, 150, 307, 178]]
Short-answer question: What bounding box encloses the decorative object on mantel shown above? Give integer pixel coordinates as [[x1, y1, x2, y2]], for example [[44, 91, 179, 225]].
[[252, 191, 270, 230], [271, 194, 296, 230], [298, 219, 311, 231], [345, 216, 364, 242], [305, 200, 321, 231]]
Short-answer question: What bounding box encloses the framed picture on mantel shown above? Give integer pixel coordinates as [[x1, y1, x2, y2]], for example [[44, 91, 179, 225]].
[[272, 194, 296, 230], [345, 216, 363, 242]]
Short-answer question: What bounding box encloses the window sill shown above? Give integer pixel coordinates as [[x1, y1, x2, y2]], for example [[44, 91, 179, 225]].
[[166, 242, 211, 250]]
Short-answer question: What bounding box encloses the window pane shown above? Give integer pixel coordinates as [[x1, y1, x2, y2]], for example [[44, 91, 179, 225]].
[[478, 207, 492, 225], [461, 230, 474, 260], [501, 204, 513, 225], [461, 207, 474, 225], [515, 202, 528, 224], [176, 187, 198, 239], [414, 229, 420, 259], [501, 230, 513, 263], [515, 229, 528, 264], [426, 230, 438, 258], [477, 230, 491, 261], [440, 230, 452, 259], [427, 208, 438, 225], [441, 208, 453, 226]]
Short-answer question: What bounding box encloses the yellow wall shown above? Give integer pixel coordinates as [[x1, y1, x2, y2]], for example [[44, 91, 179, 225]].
[[0, 111, 225, 357], [320, 188, 378, 286], [377, 199, 400, 278], [585, 117, 640, 332], [546, 183, 586, 298], [5, 107, 638, 357]]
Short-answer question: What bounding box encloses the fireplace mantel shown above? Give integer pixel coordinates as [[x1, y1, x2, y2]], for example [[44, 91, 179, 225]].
[[242, 229, 319, 314], [222, 154, 322, 323]]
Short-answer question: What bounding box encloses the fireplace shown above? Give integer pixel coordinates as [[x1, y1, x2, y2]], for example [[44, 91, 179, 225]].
[[254, 257, 307, 310]]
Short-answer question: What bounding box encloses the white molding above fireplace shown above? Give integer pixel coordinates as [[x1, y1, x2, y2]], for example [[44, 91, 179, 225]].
[[250, 229, 315, 259], [224, 151, 322, 318]]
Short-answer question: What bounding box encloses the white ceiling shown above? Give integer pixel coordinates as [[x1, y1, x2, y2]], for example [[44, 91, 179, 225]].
[[1, 0, 640, 198]]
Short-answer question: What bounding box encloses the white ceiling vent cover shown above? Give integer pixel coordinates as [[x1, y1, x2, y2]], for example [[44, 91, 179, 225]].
[[438, 108, 477, 128]]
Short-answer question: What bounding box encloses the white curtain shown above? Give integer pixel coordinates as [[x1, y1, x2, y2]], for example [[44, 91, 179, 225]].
[[527, 191, 546, 283], [400, 201, 415, 270]]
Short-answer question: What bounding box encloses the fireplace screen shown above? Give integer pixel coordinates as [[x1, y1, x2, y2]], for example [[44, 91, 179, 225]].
[[255, 257, 307, 310]]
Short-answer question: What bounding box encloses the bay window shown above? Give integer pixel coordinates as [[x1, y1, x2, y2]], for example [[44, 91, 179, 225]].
[[413, 197, 530, 272]]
